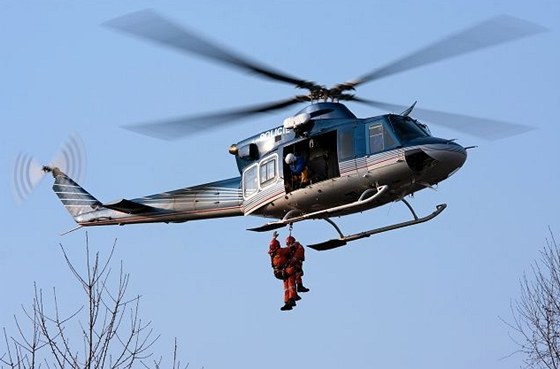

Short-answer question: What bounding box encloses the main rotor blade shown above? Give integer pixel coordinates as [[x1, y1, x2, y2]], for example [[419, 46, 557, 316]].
[[339, 15, 546, 90], [353, 97, 534, 140], [124, 97, 305, 140], [104, 9, 316, 89]]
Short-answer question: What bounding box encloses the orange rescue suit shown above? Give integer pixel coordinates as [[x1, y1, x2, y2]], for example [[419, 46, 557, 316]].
[[269, 241, 297, 303], [292, 241, 305, 285]]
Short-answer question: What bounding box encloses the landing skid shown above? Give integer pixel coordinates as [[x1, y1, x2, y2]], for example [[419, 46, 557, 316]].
[[247, 185, 389, 233], [307, 202, 447, 251], [247, 186, 446, 251]]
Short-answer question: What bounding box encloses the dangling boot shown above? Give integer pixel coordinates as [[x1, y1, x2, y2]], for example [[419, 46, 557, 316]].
[[280, 302, 293, 311], [297, 285, 310, 293]]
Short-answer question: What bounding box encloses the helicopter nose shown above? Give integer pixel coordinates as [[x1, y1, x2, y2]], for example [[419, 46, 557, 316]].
[[422, 143, 467, 176]]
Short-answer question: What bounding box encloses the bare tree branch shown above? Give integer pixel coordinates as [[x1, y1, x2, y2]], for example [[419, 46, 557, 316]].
[[507, 228, 560, 369], [1, 233, 189, 369]]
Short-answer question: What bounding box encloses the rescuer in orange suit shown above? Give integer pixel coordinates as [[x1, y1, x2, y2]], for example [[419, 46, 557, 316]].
[[268, 231, 298, 311], [286, 235, 310, 293]]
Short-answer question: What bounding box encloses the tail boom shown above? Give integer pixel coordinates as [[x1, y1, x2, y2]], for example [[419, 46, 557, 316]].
[[47, 168, 244, 227]]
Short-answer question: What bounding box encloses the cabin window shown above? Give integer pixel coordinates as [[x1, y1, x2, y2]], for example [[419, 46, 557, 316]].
[[338, 127, 355, 161], [242, 164, 258, 199], [368, 123, 396, 154], [259, 156, 277, 187]]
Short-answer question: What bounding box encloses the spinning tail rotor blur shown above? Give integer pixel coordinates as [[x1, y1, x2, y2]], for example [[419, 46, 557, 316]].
[[12, 134, 87, 204]]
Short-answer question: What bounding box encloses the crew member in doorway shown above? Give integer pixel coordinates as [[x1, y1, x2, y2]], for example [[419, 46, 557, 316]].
[[286, 235, 310, 293], [285, 153, 309, 190], [268, 231, 298, 311]]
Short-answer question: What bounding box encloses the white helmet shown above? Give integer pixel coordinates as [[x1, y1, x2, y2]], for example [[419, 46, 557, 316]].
[[285, 153, 296, 164]]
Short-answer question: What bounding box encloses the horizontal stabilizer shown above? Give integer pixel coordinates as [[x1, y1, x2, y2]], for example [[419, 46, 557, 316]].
[[103, 199, 157, 214]]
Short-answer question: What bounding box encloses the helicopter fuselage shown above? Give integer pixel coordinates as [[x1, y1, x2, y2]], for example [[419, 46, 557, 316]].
[[234, 102, 466, 219], [48, 102, 466, 231]]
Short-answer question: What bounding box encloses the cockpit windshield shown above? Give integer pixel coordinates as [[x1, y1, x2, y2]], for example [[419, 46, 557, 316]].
[[388, 115, 430, 143]]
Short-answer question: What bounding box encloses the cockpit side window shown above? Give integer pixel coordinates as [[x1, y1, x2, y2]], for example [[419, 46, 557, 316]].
[[369, 124, 383, 153], [388, 115, 429, 143], [367, 122, 397, 154]]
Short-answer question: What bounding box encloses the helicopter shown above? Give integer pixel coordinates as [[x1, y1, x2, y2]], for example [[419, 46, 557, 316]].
[[37, 10, 544, 250]]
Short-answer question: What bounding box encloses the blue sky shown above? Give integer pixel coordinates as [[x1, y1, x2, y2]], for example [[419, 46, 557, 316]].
[[1, 1, 559, 368]]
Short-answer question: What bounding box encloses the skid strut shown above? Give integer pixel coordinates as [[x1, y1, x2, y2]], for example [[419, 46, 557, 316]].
[[307, 202, 447, 251]]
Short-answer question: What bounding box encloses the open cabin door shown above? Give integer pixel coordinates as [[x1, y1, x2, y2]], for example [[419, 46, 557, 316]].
[[282, 131, 340, 192]]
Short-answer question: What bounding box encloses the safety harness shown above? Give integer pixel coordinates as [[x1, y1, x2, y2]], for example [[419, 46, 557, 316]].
[[270, 246, 295, 280]]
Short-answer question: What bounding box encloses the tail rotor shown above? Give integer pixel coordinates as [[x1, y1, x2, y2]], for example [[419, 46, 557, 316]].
[[12, 153, 43, 204], [12, 134, 87, 204], [50, 134, 87, 185]]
